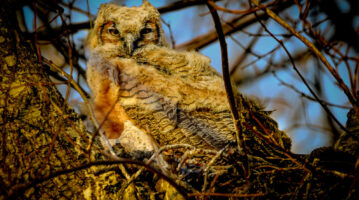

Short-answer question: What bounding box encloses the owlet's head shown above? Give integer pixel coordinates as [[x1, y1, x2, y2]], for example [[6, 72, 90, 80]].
[[89, 0, 167, 57]]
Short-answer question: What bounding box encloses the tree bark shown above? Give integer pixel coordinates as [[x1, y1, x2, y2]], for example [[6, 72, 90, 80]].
[[0, 1, 134, 199]]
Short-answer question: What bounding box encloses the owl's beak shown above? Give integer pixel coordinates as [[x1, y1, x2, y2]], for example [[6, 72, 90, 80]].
[[124, 34, 136, 55]]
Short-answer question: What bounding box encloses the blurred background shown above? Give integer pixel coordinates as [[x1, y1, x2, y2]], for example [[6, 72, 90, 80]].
[[19, 0, 358, 153]]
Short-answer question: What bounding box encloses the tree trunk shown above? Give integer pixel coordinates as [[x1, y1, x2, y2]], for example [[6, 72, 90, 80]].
[[0, 1, 134, 199]]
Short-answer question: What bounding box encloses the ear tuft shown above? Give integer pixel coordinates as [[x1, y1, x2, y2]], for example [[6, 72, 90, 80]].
[[142, 0, 153, 7], [99, 3, 111, 11]]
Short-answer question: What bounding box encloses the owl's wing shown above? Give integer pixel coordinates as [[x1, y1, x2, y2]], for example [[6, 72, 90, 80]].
[[114, 50, 235, 150], [134, 46, 189, 76], [133, 45, 221, 79], [118, 78, 235, 150]]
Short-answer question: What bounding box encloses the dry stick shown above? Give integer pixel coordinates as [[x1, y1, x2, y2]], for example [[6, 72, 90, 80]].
[[285, 123, 333, 134], [59, 2, 96, 17], [296, 0, 357, 97], [206, 0, 249, 177], [241, 120, 309, 172], [249, 2, 347, 131], [177, 0, 293, 51], [201, 146, 226, 193], [86, 0, 93, 29], [43, 59, 132, 183], [107, 151, 200, 198], [46, 56, 118, 156], [158, 0, 221, 14], [7, 159, 189, 200], [354, 60, 359, 96], [107, 142, 207, 197], [43, 58, 97, 129], [85, 92, 121, 155], [44, 58, 119, 158], [273, 72, 351, 109], [229, 33, 262, 58], [234, 49, 309, 85], [118, 146, 205, 198], [251, 0, 358, 113], [161, 18, 176, 48], [229, 26, 263, 76], [207, 0, 274, 15], [188, 192, 264, 198], [33, 2, 50, 105], [57, 10, 74, 112], [176, 148, 218, 172], [343, 46, 355, 95]]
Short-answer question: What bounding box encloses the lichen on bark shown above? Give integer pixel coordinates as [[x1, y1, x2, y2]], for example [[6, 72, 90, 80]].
[[0, 1, 130, 199]]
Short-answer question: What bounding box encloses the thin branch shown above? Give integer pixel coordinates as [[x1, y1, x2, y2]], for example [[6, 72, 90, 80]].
[[206, 0, 249, 176], [160, 18, 176, 48], [273, 72, 351, 109], [208, 0, 276, 15], [32, 22, 91, 41], [59, 2, 96, 18], [7, 159, 189, 200], [250, 0, 347, 131], [233, 45, 309, 86], [158, 0, 221, 13], [229, 27, 263, 75], [176, 0, 293, 51], [250, 0, 358, 113], [188, 192, 265, 198], [43, 58, 97, 132]]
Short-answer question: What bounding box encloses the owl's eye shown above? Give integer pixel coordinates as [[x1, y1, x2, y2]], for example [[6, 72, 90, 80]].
[[141, 28, 153, 34], [108, 28, 120, 36]]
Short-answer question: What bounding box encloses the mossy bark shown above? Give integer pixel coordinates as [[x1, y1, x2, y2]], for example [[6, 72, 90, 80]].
[[0, 1, 134, 199]]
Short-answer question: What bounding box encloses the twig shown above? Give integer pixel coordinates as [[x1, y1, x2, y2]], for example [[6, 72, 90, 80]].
[[229, 26, 263, 75], [59, 2, 96, 18], [7, 159, 189, 200], [188, 192, 265, 198], [43, 58, 118, 157], [250, 0, 357, 113], [43, 58, 97, 129], [158, 0, 221, 14], [249, 2, 347, 131], [58, 13, 74, 112], [161, 18, 176, 48], [207, 0, 275, 15], [234, 49, 310, 86], [86, 0, 93, 29], [176, 0, 293, 50], [176, 148, 217, 172], [206, 0, 249, 177], [202, 146, 226, 193], [273, 72, 351, 109]]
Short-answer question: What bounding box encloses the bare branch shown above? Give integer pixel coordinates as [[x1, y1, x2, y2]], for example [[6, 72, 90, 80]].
[[206, 0, 249, 176], [158, 0, 221, 13], [177, 0, 293, 51], [251, 0, 358, 115]]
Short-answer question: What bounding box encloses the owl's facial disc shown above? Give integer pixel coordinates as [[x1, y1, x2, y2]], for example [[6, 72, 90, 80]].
[[100, 19, 160, 57]]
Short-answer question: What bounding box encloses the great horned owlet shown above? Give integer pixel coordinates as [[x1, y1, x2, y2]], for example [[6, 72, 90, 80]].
[[86, 1, 236, 151]]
